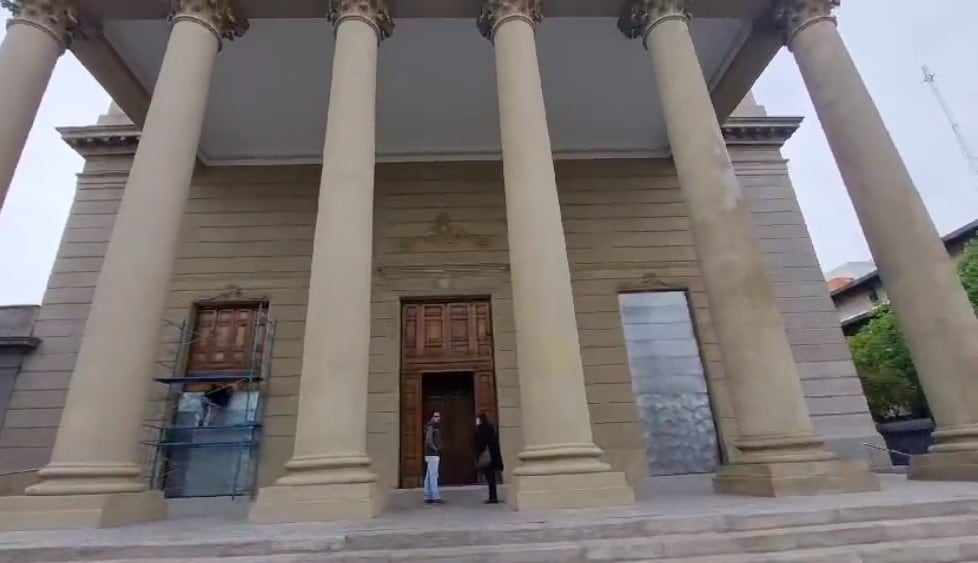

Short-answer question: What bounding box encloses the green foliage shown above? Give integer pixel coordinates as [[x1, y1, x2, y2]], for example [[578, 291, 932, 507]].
[[957, 238, 978, 310], [848, 304, 928, 421], [850, 235, 978, 422]]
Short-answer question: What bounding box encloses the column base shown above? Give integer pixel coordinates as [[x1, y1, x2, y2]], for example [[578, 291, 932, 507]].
[[713, 459, 880, 497], [0, 490, 166, 531], [509, 470, 634, 511], [909, 451, 978, 481], [249, 482, 384, 523]]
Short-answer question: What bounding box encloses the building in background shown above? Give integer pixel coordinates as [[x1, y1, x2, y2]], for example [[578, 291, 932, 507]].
[[830, 218, 978, 335], [0, 0, 977, 532]]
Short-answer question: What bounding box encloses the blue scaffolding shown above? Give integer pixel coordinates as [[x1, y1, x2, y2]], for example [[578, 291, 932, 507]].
[[143, 304, 276, 499]]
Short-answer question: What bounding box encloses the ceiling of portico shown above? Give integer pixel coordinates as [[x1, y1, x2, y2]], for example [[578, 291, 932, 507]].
[[102, 16, 753, 165]]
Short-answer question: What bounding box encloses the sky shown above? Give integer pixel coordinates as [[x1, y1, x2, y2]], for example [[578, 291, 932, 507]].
[[1, 0, 978, 305]]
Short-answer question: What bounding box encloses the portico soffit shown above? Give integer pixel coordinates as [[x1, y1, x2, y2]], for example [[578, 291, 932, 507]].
[[48, 0, 779, 165], [72, 0, 768, 20]]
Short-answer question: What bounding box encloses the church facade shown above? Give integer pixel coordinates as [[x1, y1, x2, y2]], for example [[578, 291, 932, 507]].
[[2, 0, 978, 530]]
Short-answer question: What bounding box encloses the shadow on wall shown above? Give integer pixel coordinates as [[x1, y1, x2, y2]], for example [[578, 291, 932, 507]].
[[0, 305, 41, 496]]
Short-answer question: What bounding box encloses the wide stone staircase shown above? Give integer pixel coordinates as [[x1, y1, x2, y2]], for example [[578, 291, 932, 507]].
[[5, 492, 978, 563]]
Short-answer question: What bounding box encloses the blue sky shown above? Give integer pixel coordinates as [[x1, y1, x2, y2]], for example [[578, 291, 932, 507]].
[[1, 0, 977, 305]]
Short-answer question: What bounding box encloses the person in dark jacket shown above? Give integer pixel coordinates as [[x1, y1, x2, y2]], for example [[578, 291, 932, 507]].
[[473, 412, 504, 504], [423, 411, 442, 504]]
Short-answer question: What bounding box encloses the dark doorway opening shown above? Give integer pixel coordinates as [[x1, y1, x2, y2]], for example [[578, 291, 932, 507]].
[[422, 372, 477, 486]]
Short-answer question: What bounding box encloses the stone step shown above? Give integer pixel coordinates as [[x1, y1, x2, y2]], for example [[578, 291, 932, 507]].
[[344, 498, 978, 551], [73, 535, 978, 563], [43, 515, 978, 563], [648, 535, 978, 563], [583, 514, 978, 560], [7, 498, 978, 563]]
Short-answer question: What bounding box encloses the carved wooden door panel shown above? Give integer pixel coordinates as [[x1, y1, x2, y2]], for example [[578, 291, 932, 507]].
[[403, 302, 492, 362], [400, 300, 497, 488], [185, 304, 264, 391]]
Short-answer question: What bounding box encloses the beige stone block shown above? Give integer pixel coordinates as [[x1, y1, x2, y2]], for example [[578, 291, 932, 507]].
[[580, 347, 628, 367], [801, 376, 865, 398], [270, 358, 302, 378], [367, 393, 397, 413], [789, 343, 854, 363], [586, 383, 637, 404], [797, 360, 858, 380], [909, 451, 978, 482], [584, 364, 631, 385], [30, 319, 85, 338], [577, 328, 626, 348], [250, 482, 384, 523], [0, 491, 166, 530], [713, 459, 880, 497], [509, 470, 633, 511], [805, 395, 871, 416], [2, 408, 62, 429], [8, 390, 68, 410], [592, 422, 644, 449], [589, 402, 640, 424], [265, 396, 298, 417], [497, 386, 520, 409], [263, 415, 297, 437], [12, 372, 72, 391]]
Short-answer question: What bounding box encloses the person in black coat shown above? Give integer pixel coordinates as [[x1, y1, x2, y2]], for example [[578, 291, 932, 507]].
[[473, 412, 504, 504]]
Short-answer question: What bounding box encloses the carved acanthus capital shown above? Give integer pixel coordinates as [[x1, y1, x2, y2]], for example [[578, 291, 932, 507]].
[[328, 0, 394, 41], [477, 0, 542, 41], [169, 0, 248, 46], [617, 0, 690, 45], [772, 0, 840, 46], [1, 0, 79, 48]]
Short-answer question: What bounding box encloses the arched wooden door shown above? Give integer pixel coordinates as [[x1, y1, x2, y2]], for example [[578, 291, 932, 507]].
[[400, 300, 498, 488]]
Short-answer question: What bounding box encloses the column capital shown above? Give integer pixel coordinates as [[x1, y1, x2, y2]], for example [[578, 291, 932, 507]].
[[168, 0, 248, 47], [772, 0, 840, 46], [328, 0, 394, 41], [477, 0, 542, 41], [617, 0, 690, 46], [1, 0, 79, 48]]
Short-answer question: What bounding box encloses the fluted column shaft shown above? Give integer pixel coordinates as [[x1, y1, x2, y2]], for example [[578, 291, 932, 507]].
[[0, 2, 247, 531], [635, 6, 822, 458], [250, 0, 392, 523], [480, 0, 633, 510], [779, 0, 978, 477], [279, 16, 381, 484], [0, 0, 76, 212], [26, 3, 244, 498], [619, 0, 877, 496]]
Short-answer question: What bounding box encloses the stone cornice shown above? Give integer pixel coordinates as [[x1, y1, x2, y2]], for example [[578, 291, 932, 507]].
[[772, 0, 840, 46], [56, 116, 799, 158], [617, 0, 690, 46], [721, 116, 802, 147], [1, 0, 79, 48], [168, 0, 249, 47], [59, 122, 141, 157], [478, 0, 543, 40], [328, 0, 394, 41]]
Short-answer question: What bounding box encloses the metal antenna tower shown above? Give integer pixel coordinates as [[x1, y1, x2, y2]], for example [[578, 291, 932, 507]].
[[922, 65, 978, 189]]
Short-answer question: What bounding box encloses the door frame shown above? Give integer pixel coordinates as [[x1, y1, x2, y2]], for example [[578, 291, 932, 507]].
[[398, 298, 498, 488]]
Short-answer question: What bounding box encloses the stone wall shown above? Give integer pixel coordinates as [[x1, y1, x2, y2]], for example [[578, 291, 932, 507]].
[[0, 305, 41, 494], [0, 150, 887, 495]]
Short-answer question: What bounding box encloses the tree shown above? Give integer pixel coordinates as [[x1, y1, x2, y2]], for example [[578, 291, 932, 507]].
[[849, 236, 978, 422]]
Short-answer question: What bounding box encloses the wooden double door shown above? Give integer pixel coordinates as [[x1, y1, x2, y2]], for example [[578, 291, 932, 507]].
[[400, 300, 498, 488]]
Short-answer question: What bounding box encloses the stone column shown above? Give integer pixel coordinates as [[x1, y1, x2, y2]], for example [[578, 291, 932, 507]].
[[0, 1, 247, 531], [777, 0, 978, 481], [619, 0, 878, 496], [479, 0, 634, 511], [249, 0, 391, 523], [0, 0, 77, 212]]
